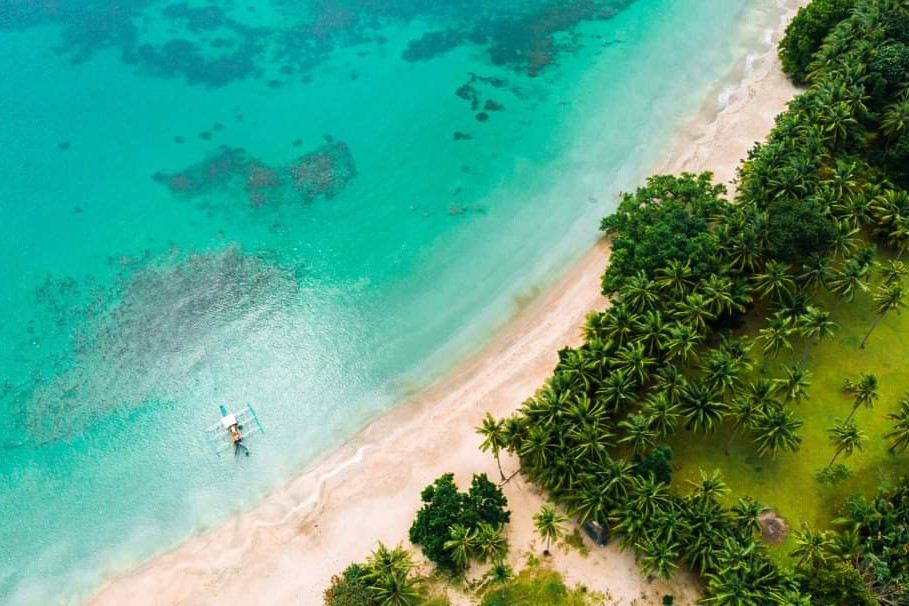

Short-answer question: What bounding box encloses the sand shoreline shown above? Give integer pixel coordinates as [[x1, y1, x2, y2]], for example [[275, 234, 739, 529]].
[[90, 2, 806, 603]]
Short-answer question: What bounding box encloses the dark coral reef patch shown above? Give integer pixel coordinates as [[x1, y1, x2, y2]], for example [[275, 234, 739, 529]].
[[152, 139, 356, 206]]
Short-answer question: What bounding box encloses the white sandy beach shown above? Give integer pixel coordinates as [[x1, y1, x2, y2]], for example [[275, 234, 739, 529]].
[[90, 2, 806, 604]]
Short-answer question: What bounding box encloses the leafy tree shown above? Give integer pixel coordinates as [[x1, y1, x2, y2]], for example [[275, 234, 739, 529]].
[[764, 197, 835, 262], [634, 446, 674, 485], [324, 563, 374, 606], [533, 504, 568, 555], [600, 173, 725, 294], [795, 561, 877, 606], [778, 0, 857, 84], [409, 473, 509, 574]]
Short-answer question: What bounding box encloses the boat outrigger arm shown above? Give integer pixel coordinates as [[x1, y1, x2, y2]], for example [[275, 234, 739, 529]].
[[206, 403, 265, 458]]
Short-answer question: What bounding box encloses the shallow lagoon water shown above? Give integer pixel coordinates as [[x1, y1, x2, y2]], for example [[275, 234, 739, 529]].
[[0, 0, 776, 602]]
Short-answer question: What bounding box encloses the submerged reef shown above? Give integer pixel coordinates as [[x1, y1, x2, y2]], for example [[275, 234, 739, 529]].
[[1, 0, 641, 86], [20, 247, 302, 444], [152, 139, 356, 206]]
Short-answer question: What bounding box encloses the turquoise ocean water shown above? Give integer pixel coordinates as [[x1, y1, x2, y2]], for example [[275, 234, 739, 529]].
[[0, 0, 775, 602]]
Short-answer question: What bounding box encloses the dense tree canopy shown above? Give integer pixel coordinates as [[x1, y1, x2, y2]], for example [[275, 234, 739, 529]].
[[599, 173, 725, 295], [778, 0, 857, 84], [408, 473, 509, 574]]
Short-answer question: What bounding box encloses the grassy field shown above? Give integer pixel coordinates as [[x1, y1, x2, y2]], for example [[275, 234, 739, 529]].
[[667, 270, 909, 558]]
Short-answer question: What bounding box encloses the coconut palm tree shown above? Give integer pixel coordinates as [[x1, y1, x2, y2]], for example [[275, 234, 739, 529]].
[[752, 404, 803, 457], [757, 312, 794, 373], [843, 372, 879, 422], [725, 393, 765, 456], [687, 469, 729, 504], [370, 571, 421, 606], [881, 93, 909, 142], [654, 364, 689, 405], [790, 523, 832, 569], [482, 560, 513, 587], [533, 504, 568, 556], [730, 497, 768, 538], [629, 473, 672, 518], [656, 259, 696, 298], [643, 392, 681, 438], [828, 258, 869, 308], [775, 364, 811, 405], [601, 304, 634, 348], [797, 254, 833, 293], [829, 219, 860, 260], [634, 309, 668, 357], [477, 412, 508, 482], [701, 348, 742, 397], [443, 525, 476, 571], [474, 522, 508, 564], [636, 536, 680, 580], [797, 306, 837, 364], [597, 369, 636, 413], [621, 270, 660, 313], [824, 418, 866, 471], [680, 381, 728, 435], [366, 542, 421, 606], [752, 260, 795, 303], [879, 259, 907, 286], [618, 413, 657, 456], [884, 393, 909, 454], [664, 321, 703, 364], [674, 292, 716, 334], [861, 282, 906, 349], [702, 273, 742, 317], [611, 341, 655, 387]]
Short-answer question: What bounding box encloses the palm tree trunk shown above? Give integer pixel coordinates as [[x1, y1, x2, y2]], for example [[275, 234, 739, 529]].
[[495, 454, 506, 482], [825, 448, 842, 471], [801, 340, 813, 365], [725, 426, 740, 456], [860, 313, 885, 349], [845, 403, 860, 424]]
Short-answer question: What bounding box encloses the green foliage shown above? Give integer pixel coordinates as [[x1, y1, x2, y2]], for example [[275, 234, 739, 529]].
[[765, 197, 835, 262], [408, 473, 509, 574], [796, 561, 876, 605], [480, 567, 597, 606], [844, 478, 909, 604], [324, 543, 422, 606], [633, 445, 673, 485], [324, 563, 374, 606], [599, 172, 725, 295], [778, 0, 856, 84]]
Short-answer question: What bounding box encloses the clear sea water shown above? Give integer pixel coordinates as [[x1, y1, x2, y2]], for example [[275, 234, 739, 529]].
[[0, 0, 776, 602]]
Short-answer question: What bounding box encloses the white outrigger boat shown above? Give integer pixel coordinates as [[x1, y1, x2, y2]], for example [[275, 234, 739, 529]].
[[206, 404, 265, 457]]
